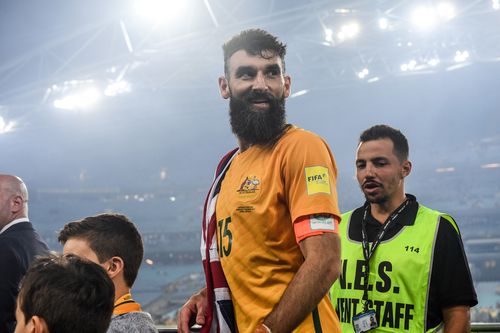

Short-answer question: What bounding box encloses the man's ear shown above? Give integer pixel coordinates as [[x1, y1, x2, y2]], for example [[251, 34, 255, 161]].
[[401, 160, 412, 178], [11, 195, 24, 214], [218, 76, 230, 99], [283, 75, 291, 98], [106, 256, 124, 280], [31, 315, 49, 333]]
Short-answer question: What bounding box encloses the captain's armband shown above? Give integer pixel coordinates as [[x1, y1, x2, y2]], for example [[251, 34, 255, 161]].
[[294, 214, 339, 243]]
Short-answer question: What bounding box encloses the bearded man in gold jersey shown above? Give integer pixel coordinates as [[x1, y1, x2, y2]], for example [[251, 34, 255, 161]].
[[178, 29, 342, 333]]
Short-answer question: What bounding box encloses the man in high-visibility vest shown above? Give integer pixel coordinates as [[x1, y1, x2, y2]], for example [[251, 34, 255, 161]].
[[330, 124, 477, 333]]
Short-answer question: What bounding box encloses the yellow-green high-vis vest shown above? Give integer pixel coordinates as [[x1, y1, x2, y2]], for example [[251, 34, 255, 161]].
[[330, 204, 458, 333]]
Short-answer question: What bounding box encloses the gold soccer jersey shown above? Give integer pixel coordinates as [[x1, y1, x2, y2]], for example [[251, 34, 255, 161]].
[[216, 126, 341, 332]]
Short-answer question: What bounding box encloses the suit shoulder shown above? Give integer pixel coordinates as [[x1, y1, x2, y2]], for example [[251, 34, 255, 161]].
[[0, 239, 21, 263]]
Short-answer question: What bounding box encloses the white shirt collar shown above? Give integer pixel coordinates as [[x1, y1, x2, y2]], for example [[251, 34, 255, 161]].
[[0, 217, 29, 234]]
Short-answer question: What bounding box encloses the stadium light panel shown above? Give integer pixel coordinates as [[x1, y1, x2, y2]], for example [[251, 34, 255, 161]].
[[337, 22, 360, 41], [0, 116, 15, 134], [411, 6, 437, 30], [454, 50, 470, 62], [378, 17, 389, 30], [400, 59, 418, 72], [324, 28, 334, 42], [436, 167, 456, 173], [104, 80, 131, 97], [436, 2, 456, 20], [290, 89, 309, 98], [481, 163, 500, 169], [53, 87, 101, 111], [133, 0, 189, 24], [357, 68, 369, 79], [428, 58, 440, 66]]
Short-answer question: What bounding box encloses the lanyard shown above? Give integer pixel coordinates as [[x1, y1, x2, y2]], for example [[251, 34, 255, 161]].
[[360, 199, 410, 312]]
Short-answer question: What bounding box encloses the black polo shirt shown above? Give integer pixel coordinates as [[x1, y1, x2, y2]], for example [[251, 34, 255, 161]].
[[346, 194, 478, 330]]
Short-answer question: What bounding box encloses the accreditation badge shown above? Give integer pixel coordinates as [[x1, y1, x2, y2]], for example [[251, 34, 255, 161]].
[[352, 310, 378, 333]]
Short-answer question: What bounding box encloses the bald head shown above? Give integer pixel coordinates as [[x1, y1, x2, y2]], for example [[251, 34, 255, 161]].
[[0, 174, 29, 228]]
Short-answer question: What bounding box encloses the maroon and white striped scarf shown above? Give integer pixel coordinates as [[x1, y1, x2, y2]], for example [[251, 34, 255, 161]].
[[200, 148, 239, 333]]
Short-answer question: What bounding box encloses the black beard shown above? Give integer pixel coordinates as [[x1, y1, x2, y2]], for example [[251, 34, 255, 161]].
[[364, 194, 389, 205], [229, 90, 286, 146], [362, 188, 389, 205]]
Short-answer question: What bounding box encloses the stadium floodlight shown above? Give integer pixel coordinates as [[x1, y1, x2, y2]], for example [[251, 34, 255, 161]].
[[435, 167, 456, 173], [428, 58, 440, 66], [0, 116, 15, 134], [133, 0, 189, 24], [324, 28, 334, 42], [160, 168, 167, 180], [410, 6, 437, 30], [290, 89, 309, 98], [337, 22, 360, 41], [53, 87, 101, 111], [357, 68, 369, 79], [481, 163, 500, 169], [334, 8, 351, 14], [436, 2, 456, 20], [104, 80, 131, 97], [378, 17, 389, 30], [400, 59, 418, 72], [454, 50, 470, 62], [493, 0, 500, 10]]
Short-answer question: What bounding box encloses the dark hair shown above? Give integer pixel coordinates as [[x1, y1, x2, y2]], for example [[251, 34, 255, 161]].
[[223, 28, 287, 75], [58, 213, 144, 287], [359, 124, 409, 162], [18, 254, 114, 333]]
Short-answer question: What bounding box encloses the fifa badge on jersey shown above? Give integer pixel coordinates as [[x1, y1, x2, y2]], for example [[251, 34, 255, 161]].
[[304, 166, 331, 195]]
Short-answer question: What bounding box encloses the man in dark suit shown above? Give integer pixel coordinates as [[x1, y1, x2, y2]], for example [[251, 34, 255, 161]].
[[0, 174, 49, 333]]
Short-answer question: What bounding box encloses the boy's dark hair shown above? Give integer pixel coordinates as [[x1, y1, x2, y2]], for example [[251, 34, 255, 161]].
[[18, 254, 114, 333], [359, 124, 409, 162], [58, 213, 144, 287], [223, 28, 287, 75]]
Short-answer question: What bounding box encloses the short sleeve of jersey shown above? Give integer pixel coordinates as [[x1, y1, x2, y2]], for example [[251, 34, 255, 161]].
[[281, 129, 341, 223]]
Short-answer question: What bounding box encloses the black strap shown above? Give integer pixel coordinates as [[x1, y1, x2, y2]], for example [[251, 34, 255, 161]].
[[360, 199, 410, 312]]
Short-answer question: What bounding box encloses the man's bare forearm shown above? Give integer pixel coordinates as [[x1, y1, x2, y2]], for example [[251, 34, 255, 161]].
[[443, 306, 470, 333], [262, 233, 341, 333]]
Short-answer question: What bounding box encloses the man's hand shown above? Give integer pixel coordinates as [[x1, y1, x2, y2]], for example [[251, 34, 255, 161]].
[[177, 287, 208, 333]]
